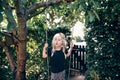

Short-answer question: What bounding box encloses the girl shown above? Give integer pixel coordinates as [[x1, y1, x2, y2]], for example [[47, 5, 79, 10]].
[[42, 33, 74, 80]]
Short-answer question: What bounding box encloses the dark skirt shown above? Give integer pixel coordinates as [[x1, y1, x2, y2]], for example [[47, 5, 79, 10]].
[[51, 70, 65, 80]]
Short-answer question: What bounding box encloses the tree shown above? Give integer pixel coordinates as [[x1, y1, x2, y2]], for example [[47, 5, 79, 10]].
[[0, 0, 75, 80]]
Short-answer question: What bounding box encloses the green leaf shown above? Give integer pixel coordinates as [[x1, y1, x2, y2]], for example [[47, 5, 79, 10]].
[[0, 7, 3, 13], [91, 0, 100, 9], [7, 22, 13, 31], [0, 0, 3, 13], [4, 10, 17, 30], [88, 11, 95, 22], [85, 15, 89, 26], [22, 0, 28, 6], [93, 10, 100, 21], [0, 13, 3, 22]]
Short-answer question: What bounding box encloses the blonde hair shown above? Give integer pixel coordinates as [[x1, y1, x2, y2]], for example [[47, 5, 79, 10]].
[[51, 33, 67, 56]]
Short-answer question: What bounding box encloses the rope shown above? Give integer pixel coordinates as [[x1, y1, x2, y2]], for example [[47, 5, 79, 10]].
[[68, 26, 74, 79], [46, 25, 49, 80], [45, 24, 48, 43], [45, 9, 49, 80]]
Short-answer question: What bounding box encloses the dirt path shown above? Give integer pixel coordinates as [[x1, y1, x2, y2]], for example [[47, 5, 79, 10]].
[[68, 75, 85, 80]]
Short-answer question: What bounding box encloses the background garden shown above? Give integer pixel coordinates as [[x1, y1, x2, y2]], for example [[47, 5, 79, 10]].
[[0, 0, 120, 80]]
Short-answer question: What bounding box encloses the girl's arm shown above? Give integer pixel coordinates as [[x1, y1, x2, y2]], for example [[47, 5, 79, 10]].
[[42, 43, 48, 58], [66, 47, 73, 57], [66, 41, 74, 57]]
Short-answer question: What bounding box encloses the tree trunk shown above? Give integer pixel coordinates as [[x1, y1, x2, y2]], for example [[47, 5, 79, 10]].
[[15, 15, 27, 80]]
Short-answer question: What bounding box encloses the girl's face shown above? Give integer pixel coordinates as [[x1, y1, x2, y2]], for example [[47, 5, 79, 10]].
[[54, 35, 63, 47]]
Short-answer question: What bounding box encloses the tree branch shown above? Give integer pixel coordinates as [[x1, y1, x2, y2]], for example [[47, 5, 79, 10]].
[[4, 46, 16, 74], [14, 0, 25, 18], [26, 0, 73, 16], [0, 41, 5, 47], [27, 7, 47, 20], [0, 30, 20, 46]]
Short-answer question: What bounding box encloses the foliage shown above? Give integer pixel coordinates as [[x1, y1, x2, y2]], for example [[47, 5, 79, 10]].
[[0, 47, 16, 80], [26, 16, 46, 79], [0, 48, 9, 80], [86, 70, 99, 80], [0, 0, 3, 22], [0, 0, 17, 31], [44, 0, 85, 28], [74, 36, 84, 42], [85, 0, 120, 80]]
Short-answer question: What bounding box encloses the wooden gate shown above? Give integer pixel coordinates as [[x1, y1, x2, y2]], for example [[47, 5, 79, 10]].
[[69, 42, 87, 75]]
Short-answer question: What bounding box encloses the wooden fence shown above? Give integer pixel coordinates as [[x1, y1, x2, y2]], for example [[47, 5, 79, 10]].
[[69, 43, 87, 74]]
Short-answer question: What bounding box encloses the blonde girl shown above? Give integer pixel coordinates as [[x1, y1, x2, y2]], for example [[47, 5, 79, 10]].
[[42, 33, 74, 80]]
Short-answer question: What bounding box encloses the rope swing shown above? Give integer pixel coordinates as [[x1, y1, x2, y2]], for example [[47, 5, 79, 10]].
[[68, 26, 74, 79], [45, 10, 50, 80]]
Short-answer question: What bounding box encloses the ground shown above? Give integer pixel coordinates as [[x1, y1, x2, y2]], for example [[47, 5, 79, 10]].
[[69, 75, 85, 80], [68, 70, 85, 80]]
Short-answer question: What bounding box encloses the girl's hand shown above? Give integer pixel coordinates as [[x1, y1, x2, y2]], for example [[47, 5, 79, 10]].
[[42, 42, 48, 58], [66, 40, 74, 58], [44, 42, 48, 49], [70, 40, 74, 49]]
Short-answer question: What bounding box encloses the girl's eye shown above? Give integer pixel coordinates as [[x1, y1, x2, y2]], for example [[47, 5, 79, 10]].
[[55, 38, 57, 40]]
